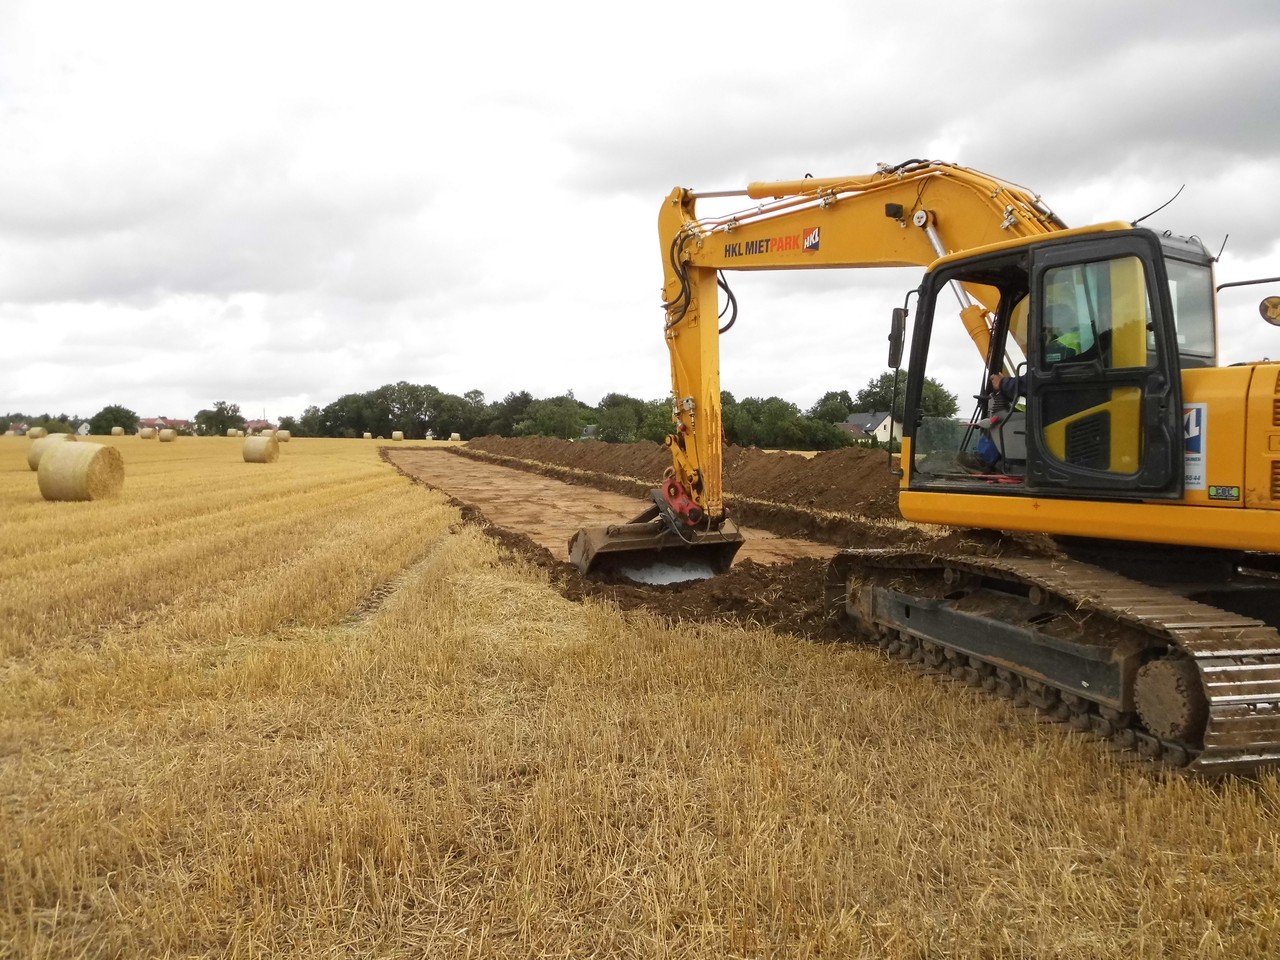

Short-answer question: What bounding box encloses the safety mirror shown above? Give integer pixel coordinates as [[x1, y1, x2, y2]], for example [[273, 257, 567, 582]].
[[1260, 296, 1280, 326], [888, 307, 906, 368]]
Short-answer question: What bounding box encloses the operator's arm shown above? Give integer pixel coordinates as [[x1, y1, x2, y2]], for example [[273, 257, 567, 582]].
[[990, 372, 1025, 401]]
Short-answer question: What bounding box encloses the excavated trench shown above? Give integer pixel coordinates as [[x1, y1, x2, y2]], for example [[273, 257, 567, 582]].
[[383, 438, 1050, 641]]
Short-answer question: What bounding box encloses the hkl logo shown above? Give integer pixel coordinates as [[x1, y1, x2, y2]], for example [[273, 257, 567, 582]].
[[803, 227, 820, 252], [1184, 406, 1203, 455]]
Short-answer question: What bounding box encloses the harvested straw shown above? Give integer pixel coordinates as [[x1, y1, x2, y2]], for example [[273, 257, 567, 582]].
[[242, 435, 280, 463], [275, 430, 291, 442], [363, 432, 373, 440], [158, 429, 177, 442], [139, 427, 156, 439], [37, 442, 124, 501], [27, 433, 75, 471], [391, 431, 405, 441], [27, 427, 48, 439], [110, 426, 125, 436], [449, 432, 462, 441]]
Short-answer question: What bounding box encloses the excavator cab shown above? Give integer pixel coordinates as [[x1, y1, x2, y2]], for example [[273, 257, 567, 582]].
[[903, 226, 1188, 505]]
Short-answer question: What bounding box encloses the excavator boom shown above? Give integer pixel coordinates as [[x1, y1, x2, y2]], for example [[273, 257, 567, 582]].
[[570, 160, 1063, 575]]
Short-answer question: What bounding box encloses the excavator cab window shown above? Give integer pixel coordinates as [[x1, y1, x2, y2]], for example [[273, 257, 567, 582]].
[[905, 253, 1031, 483], [1031, 256, 1153, 473], [1165, 257, 1216, 367], [906, 228, 1183, 499]]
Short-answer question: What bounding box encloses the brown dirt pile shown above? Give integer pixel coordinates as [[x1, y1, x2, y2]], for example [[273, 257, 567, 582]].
[[465, 436, 902, 521]]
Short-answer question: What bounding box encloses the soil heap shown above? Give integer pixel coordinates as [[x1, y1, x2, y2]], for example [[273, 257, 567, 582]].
[[465, 437, 902, 520]]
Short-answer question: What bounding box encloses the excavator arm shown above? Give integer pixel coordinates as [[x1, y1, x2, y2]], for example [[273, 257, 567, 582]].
[[570, 160, 1066, 575], [660, 161, 1064, 524]]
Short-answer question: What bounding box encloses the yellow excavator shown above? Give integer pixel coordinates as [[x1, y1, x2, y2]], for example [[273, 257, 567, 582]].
[[569, 159, 1280, 774]]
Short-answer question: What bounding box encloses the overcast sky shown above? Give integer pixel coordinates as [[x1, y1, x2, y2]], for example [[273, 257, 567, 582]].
[[3, 0, 1279, 422]]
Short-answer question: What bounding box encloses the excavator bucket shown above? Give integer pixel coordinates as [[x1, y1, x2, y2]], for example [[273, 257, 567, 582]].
[[568, 497, 745, 580]]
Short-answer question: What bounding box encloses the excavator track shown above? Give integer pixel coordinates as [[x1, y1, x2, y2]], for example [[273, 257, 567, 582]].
[[826, 549, 1280, 774]]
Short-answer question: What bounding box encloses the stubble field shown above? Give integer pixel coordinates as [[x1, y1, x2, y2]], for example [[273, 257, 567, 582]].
[[3, 435, 1280, 958]]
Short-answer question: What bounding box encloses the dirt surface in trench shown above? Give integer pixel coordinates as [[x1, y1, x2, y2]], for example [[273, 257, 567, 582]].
[[383, 439, 1052, 641], [386, 448, 838, 565]]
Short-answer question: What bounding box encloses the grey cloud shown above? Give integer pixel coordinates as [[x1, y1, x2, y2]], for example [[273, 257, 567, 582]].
[[0, 132, 439, 304]]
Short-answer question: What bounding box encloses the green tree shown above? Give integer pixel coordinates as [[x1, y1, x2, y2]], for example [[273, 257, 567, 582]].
[[485, 391, 533, 437], [388, 381, 441, 438], [758, 397, 806, 449], [194, 401, 246, 436], [921, 377, 961, 418], [594, 393, 650, 443], [807, 390, 854, 423], [322, 392, 385, 438], [427, 393, 469, 440], [22, 412, 77, 433], [460, 389, 488, 438], [88, 404, 139, 435], [597, 403, 639, 443], [637, 399, 673, 443], [517, 395, 582, 439], [855, 371, 958, 420], [299, 405, 323, 437]]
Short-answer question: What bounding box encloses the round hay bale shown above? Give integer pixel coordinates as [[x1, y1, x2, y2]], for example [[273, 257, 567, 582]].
[[242, 435, 280, 463], [27, 427, 48, 439], [226, 428, 237, 437], [110, 426, 125, 436], [275, 430, 291, 442], [158, 429, 177, 442], [449, 432, 462, 442], [27, 432, 75, 471], [391, 431, 405, 441], [37, 442, 124, 501], [139, 427, 156, 439], [4, 430, 15, 437], [363, 432, 373, 440]]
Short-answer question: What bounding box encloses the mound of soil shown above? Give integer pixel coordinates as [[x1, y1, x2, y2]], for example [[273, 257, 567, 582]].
[[465, 437, 902, 521]]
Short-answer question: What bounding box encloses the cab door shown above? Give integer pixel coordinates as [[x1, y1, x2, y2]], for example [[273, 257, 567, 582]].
[[1024, 231, 1182, 497]]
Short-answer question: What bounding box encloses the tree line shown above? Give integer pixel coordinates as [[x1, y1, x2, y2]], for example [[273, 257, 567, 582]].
[[4, 371, 959, 450]]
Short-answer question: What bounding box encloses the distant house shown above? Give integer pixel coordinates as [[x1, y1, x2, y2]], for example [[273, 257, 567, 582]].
[[839, 410, 902, 444], [140, 417, 194, 434], [244, 419, 277, 435], [6, 422, 28, 436], [76, 422, 91, 436]]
